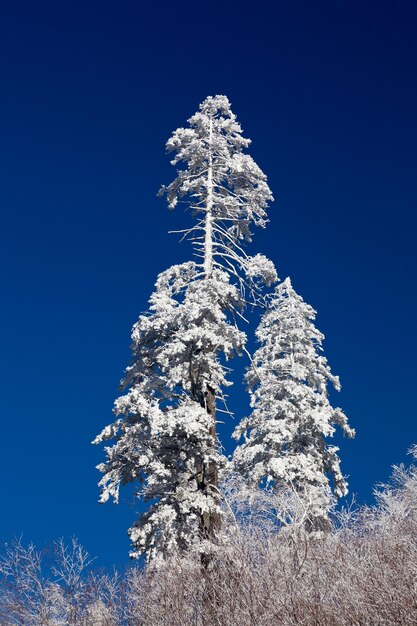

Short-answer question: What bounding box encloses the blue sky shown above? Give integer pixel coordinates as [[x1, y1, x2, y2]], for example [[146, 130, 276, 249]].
[[1, 0, 416, 568]]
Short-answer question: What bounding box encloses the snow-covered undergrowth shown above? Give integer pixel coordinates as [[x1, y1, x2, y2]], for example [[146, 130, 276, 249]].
[[1, 448, 416, 625]]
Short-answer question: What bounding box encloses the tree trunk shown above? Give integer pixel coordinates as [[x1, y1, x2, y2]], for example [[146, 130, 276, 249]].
[[200, 114, 221, 549], [204, 117, 214, 278], [201, 384, 221, 535]]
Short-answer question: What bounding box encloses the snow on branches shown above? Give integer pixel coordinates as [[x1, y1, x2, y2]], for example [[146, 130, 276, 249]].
[[94, 95, 354, 561], [94, 266, 246, 559], [159, 94, 277, 300], [94, 96, 277, 560], [233, 278, 355, 529]]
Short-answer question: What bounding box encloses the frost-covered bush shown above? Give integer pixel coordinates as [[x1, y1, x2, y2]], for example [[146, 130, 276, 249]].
[[0, 539, 121, 626], [1, 448, 416, 625]]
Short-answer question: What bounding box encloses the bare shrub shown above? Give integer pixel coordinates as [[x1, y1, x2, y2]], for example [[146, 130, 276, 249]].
[[0, 539, 120, 625]]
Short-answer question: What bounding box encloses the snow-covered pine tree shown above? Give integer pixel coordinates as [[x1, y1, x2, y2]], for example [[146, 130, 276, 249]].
[[93, 95, 277, 560], [233, 277, 355, 530]]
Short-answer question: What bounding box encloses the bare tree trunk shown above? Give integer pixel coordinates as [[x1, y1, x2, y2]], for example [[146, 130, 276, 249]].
[[201, 385, 221, 537], [200, 390, 220, 625], [305, 514, 331, 534], [203, 117, 214, 279], [199, 113, 221, 558], [194, 383, 220, 559]]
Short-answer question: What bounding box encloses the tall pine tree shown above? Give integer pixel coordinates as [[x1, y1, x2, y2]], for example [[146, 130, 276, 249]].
[[233, 278, 355, 530], [93, 96, 276, 560]]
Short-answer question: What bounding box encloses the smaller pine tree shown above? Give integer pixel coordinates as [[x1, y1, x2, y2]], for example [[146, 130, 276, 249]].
[[233, 277, 355, 529]]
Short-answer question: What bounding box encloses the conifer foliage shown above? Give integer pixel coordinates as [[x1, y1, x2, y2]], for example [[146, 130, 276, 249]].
[[94, 96, 354, 560], [93, 96, 276, 560], [233, 278, 355, 529]]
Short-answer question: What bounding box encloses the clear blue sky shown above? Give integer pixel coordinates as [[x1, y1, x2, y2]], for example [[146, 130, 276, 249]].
[[1, 0, 416, 569]]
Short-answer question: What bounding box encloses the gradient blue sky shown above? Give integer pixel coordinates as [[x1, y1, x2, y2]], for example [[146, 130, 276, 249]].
[[1, 0, 416, 568]]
